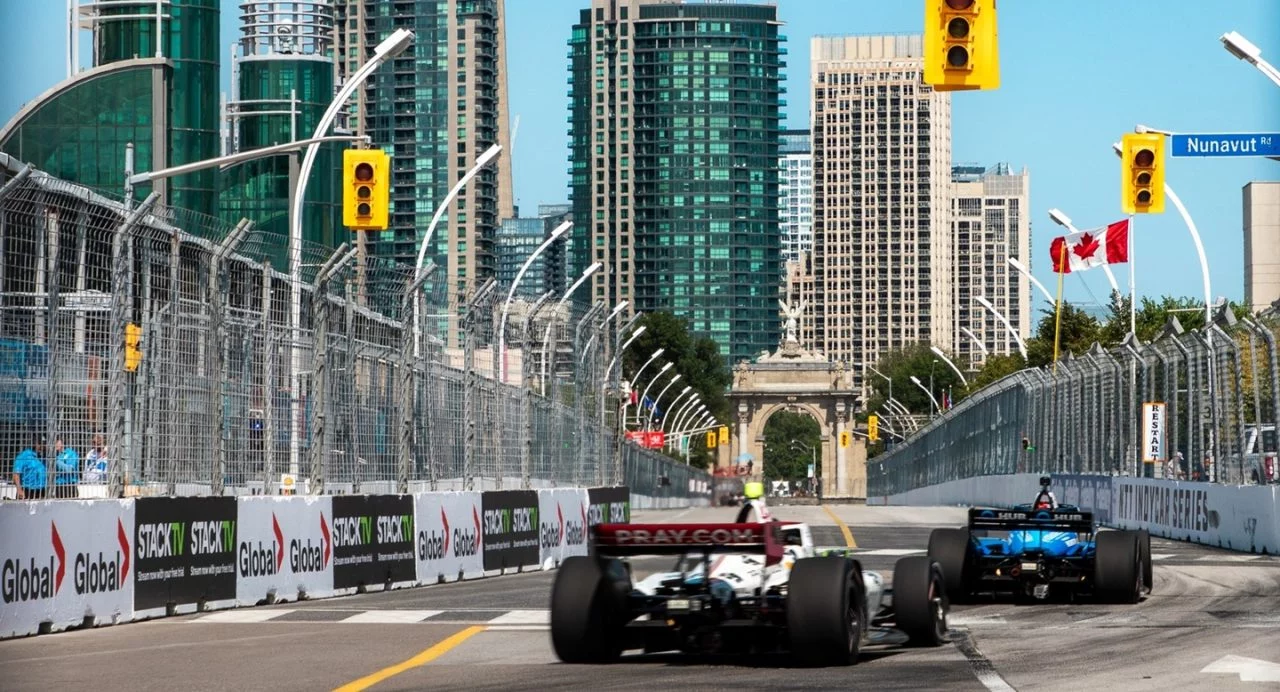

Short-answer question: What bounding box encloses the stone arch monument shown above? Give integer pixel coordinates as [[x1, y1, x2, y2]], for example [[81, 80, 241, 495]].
[[719, 302, 864, 499]]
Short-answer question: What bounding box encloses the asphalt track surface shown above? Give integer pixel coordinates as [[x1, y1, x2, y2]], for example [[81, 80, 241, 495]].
[[6, 505, 1280, 691]]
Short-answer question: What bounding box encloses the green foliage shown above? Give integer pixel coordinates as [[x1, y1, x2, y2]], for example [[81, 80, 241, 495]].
[[970, 353, 1027, 391], [622, 311, 731, 469], [761, 411, 821, 481], [1025, 302, 1101, 368], [865, 341, 966, 416]]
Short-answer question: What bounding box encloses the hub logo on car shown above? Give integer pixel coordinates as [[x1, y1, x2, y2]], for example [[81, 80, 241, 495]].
[[3, 520, 130, 603]]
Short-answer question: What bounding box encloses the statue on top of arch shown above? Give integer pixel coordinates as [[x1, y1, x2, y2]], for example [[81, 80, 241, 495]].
[[778, 298, 806, 347]]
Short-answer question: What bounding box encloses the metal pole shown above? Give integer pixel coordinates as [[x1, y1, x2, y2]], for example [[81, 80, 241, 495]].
[[462, 279, 498, 491], [307, 245, 356, 495], [399, 264, 436, 494], [261, 261, 276, 494], [520, 291, 555, 489], [573, 303, 605, 484], [208, 219, 252, 495]]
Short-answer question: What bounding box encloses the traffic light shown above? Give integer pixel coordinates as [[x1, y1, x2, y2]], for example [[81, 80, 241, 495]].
[[342, 148, 391, 230], [706, 431, 717, 449], [1121, 133, 1165, 214], [868, 415, 879, 442], [718, 425, 729, 445], [923, 0, 1000, 92], [124, 322, 142, 372], [840, 431, 851, 448]]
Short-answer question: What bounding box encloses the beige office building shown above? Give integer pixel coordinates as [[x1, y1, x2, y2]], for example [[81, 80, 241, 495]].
[[1245, 182, 1280, 312], [950, 164, 1031, 370], [809, 35, 952, 389]]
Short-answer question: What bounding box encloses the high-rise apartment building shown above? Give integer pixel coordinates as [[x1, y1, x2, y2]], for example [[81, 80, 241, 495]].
[[334, 0, 514, 308], [950, 163, 1030, 370], [568, 0, 784, 362], [809, 35, 952, 386], [1244, 182, 1280, 312], [497, 216, 553, 299], [780, 129, 813, 263]]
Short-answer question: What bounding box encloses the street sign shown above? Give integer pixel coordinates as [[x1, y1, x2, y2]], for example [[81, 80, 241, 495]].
[[1171, 133, 1280, 158], [1142, 402, 1167, 463]]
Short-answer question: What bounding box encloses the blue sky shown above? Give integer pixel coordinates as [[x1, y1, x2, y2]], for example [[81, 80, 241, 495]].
[[3, 0, 1277, 309]]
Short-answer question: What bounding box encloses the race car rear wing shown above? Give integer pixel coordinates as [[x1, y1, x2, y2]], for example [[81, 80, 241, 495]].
[[967, 508, 1094, 532], [591, 522, 785, 566]]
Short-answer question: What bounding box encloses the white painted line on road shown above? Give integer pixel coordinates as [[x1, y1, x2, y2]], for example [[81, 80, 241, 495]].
[[341, 610, 443, 624], [1151, 553, 1174, 561], [953, 630, 1017, 692], [487, 610, 550, 625], [948, 615, 1008, 627], [192, 609, 296, 623], [1197, 554, 1263, 562], [856, 549, 924, 556]]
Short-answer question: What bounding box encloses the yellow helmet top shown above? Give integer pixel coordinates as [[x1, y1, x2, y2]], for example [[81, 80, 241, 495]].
[[743, 481, 765, 500]]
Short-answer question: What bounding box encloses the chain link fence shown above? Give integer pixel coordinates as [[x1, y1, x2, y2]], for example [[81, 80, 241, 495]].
[[0, 154, 711, 500], [870, 308, 1280, 497]]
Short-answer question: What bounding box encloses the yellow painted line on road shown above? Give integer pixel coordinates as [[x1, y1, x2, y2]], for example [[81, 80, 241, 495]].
[[333, 625, 486, 692], [822, 505, 857, 548]]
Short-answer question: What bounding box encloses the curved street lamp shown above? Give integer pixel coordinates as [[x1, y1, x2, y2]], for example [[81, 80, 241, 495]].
[[539, 262, 601, 396], [633, 363, 673, 430], [497, 221, 572, 383]]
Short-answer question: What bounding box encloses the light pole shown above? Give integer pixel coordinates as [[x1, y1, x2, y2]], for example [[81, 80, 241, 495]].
[[660, 388, 695, 451], [677, 407, 710, 459], [959, 326, 989, 371], [975, 295, 1028, 359], [496, 221, 572, 384], [540, 262, 602, 396], [666, 394, 702, 450], [791, 440, 816, 490], [288, 28, 414, 478], [1048, 208, 1121, 294], [930, 346, 969, 388], [636, 365, 675, 430], [1221, 31, 1280, 89], [673, 399, 705, 443], [604, 324, 646, 390], [581, 300, 628, 366], [1007, 257, 1055, 306], [910, 375, 941, 417], [622, 348, 666, 428], [648, 378, 685, 430], [865, 363, 893, 411]]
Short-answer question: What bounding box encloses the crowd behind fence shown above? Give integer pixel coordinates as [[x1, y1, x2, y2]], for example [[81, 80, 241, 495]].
[[0, 154, 711, 500], [870, 308, 1280, 497]]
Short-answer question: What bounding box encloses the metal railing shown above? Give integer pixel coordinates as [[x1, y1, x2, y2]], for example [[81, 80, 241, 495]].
[[870, 307, 1280, 496], [0, 154, 710, 500]]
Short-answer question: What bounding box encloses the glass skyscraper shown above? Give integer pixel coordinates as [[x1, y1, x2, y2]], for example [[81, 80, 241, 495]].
[[568, 0, 784, 363]]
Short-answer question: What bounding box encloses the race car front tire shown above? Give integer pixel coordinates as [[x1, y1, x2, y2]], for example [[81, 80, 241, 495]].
[[1095, 530, 1141, 604], [1138, 529, 1153, 593], [891, 556, 949, 647], [927, 528, 972, 603], [550, 556, 628, 663], [787, 556, 863, 666]]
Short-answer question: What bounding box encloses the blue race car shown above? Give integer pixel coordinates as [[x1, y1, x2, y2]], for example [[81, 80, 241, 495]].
[[927, 478, 1152, 603]]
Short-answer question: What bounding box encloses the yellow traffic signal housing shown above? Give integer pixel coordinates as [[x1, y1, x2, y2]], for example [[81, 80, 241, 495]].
[[343, 148, 391, 230], [840, 431, 851, 448], [718, 425, 729, 445], [868, 415, 879, 442], [923, 0, 1000, 91], [124, 322, 143, 372], [1121, 133, 1166, 214], [706, 431, 717, 449]]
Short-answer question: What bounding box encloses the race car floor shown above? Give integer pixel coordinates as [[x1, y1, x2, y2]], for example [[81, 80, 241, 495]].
[[4, 504, 1280, 691]]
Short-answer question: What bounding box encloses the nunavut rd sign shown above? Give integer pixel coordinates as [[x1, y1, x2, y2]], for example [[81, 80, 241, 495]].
[[1171, 133, 1280, 158]]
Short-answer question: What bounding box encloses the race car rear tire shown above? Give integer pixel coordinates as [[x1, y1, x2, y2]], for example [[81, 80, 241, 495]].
[[1138, 529, 1153, 593], [550, 556, 627, 663], [788, 556, 862, 666], [927, 528, 972, 603], [1095, 530, 1141, 604], [891, 556, 948, 647]]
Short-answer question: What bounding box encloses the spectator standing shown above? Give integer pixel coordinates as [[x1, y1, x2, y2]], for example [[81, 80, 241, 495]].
[[53, 437, 79, 498], [83, 434, 109, 484], [11, 436, 47, 500]]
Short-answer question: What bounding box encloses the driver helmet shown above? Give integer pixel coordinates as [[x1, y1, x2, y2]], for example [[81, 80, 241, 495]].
[[1034, 498, 1052, 510], [743, 481, 765, 501]]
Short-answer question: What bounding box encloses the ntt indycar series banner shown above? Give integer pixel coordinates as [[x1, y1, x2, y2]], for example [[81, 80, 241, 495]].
[[0, 500, 135, 638], [133, 497, 238, 613], [236, 496, 334, 605], [415, 492, 483, 583], [331, 495, 416, 591], [481, 490, 540, 570], [538, 489, 589, 567]]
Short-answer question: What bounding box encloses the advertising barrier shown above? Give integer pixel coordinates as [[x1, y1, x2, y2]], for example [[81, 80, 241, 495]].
[[133, 497, 238, 615], [480, 490, 540, 571], [1110, 477, 1280, 554], [415, 492, 483, 584], [537, 488, 590, 568], [587, 486, 632, 526], [331, 495, 416, 592], [1, 499, 135, 638], [1052, 474, 1114, 525], [235, 495, 334, 605]]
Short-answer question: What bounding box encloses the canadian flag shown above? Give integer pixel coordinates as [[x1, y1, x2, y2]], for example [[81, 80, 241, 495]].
[[1049, 219, 1129, 274]]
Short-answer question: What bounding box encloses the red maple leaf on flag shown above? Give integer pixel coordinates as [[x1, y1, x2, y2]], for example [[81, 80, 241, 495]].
[[1073, 233, 1100, 261]]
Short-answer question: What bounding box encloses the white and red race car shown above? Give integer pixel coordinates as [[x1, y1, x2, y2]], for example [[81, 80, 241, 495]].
[[549, 516, 951, 666]]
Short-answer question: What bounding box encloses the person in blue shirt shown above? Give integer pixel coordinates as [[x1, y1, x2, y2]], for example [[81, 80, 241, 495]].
[[11, 436, 47, 500], [53, 437, 80, 499]]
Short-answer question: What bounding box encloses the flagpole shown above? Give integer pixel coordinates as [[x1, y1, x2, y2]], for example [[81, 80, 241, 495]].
[[1128, 215, 1136, 338], [1053, 242, 1067, 376]]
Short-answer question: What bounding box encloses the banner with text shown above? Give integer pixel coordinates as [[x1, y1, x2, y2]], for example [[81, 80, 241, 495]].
[[1111, 477, 1280, 553], [331, 495, 416, 591], [586, 486, 631, 527], [481, 490, 540, 570], [538, 488, 590, 567], [235, 496, 334, 605], [1051, 474, 1113, 524], [1, 499, 135, 638], [1142, 402, 1167, 463], [415, 492, 483, 584], [133, 497, 237, 614]]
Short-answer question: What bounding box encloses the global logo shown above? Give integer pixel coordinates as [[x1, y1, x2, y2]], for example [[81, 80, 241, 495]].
[[540, 503, 588, 549], [239, 513, 331, 577], [3, 519, 130, 603], [419, 507, 482, 561]]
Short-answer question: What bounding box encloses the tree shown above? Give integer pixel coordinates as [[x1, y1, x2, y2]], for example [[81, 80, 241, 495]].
[[865, 342, 967, 416], [621, 312, 731, 469], [1025, 303, 1101, 367], [761, 411, 820, 481], [970, 353, 1027, 391]]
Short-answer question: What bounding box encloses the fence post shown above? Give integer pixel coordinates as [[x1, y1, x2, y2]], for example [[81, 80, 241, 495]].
[[398, 265, 434, 494], [462, 279, 497, 491], [308, 244, 354, 495], [262, 261, 276, 494], [108, 192, 159, 499], [519, 291, 554, 490], [44, 207, 62, 496], [207, 220, 251, 495], [1247, 319, 1280, 475], [573, 303, 604, 486]]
